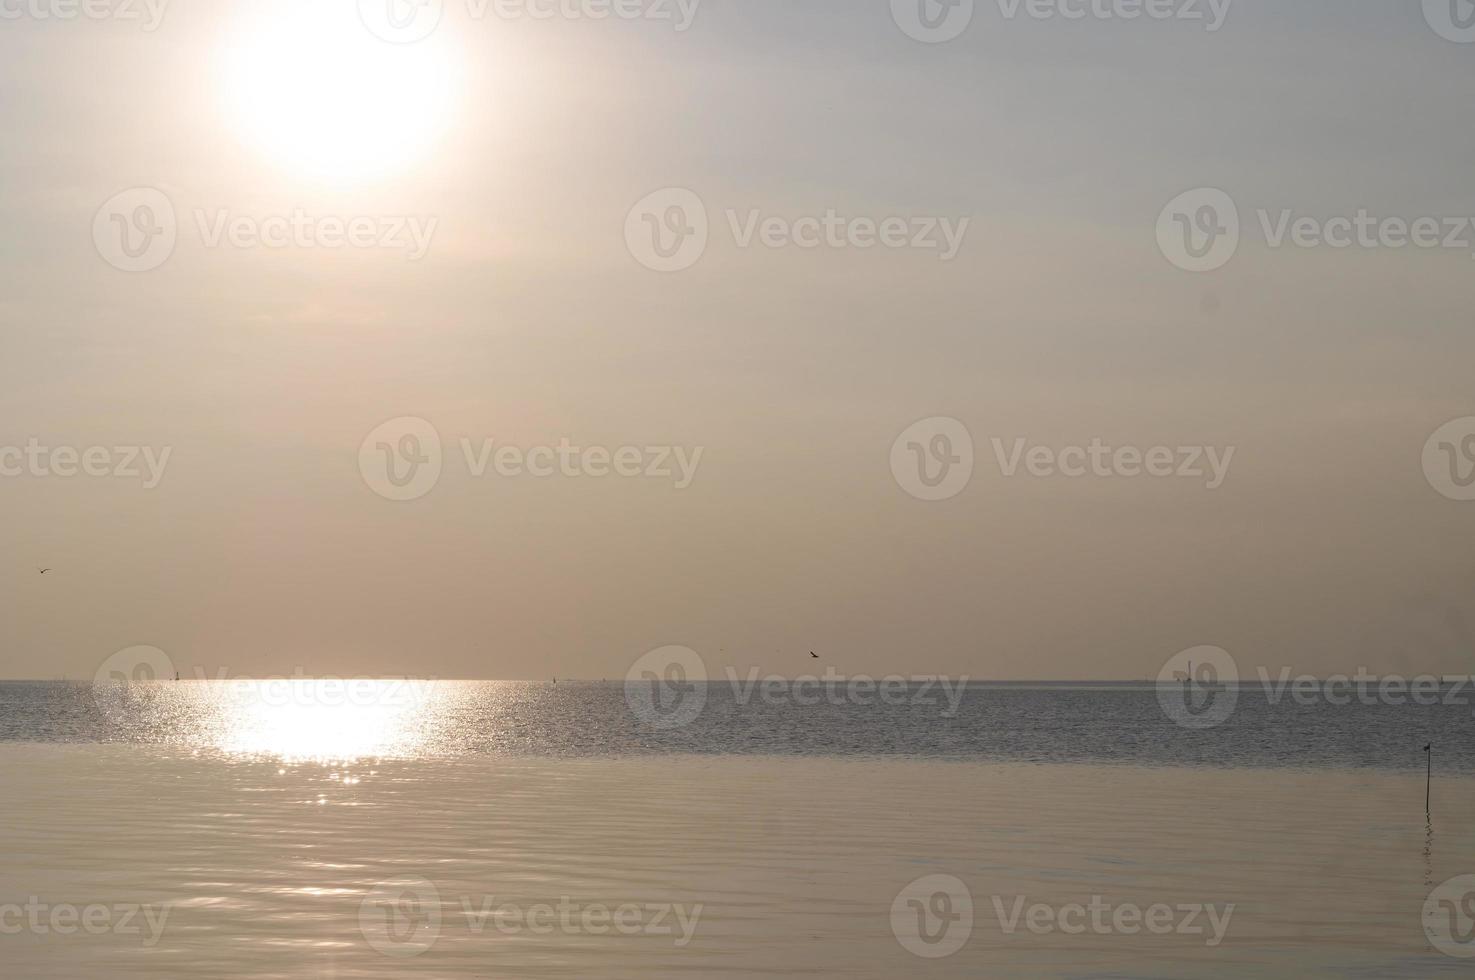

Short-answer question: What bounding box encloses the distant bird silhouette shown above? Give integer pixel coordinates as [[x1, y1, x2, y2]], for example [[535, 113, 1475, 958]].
[[810, 651, 818, 658], [37, 568, 50, 575]]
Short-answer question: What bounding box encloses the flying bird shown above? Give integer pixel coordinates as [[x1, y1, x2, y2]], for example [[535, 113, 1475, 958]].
[[37, 568, 50, 575], [810, 651, 818, 658]]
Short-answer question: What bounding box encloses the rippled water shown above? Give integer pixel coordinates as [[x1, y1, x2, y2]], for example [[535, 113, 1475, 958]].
[[1, 748, 1472, 978], [0, 680, 1470, 771], [2, 682, 1473, 977]]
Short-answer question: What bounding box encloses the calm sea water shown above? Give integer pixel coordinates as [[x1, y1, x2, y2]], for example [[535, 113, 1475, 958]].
[[3, 681, 1473, 978], [0, 680, 1470, 771]]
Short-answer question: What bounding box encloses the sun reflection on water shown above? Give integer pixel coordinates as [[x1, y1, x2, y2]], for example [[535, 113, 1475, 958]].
[[91, 678, 592, 764], [189, 679, 438, 764]]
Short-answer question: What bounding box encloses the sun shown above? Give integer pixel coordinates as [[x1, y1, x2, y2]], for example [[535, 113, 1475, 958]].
[[220, 1, 461, 182]]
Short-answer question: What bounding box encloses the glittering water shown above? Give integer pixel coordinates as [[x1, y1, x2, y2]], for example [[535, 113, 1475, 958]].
[[2, 682, 1474, 978], [0, 680, 1471, 771]]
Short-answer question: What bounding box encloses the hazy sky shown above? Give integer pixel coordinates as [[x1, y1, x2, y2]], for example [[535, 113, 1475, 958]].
[[1, 0, 1473, 681]]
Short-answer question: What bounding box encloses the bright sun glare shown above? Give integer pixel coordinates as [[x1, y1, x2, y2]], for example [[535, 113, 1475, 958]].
[[210, 679, 432, 763], [221, 3, 460, 181]]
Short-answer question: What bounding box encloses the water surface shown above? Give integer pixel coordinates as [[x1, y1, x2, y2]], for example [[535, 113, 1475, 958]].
[[1, 681, 1471, 977]]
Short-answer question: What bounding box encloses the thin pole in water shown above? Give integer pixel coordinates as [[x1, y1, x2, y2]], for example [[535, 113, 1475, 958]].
[[1425, 743, 1432, 815]]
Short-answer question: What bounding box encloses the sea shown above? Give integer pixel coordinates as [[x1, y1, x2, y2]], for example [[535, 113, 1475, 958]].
[[1, 679, 1472, 978]]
